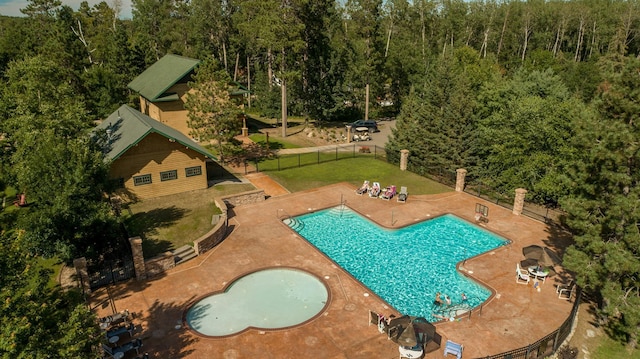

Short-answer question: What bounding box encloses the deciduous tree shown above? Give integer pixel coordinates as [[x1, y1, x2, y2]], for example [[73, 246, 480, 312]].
[[476, 68, 584, 203], [0, 230, 102, 358], [2, 56, 118, 261]]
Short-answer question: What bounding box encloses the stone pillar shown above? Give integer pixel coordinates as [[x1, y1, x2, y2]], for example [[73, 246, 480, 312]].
[[455, 168, 467, 192], [73, 257, 91, 294], [241, 115, 248, 137], [129, 236, 147, 280], [400, 150, 409, 171], [346, 126, 352, 143], [513, 188, 528, 215]]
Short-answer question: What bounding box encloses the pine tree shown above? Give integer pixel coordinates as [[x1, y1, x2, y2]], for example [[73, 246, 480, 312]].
[[561, 55, 640, 347], [185, 59, 242, 159]]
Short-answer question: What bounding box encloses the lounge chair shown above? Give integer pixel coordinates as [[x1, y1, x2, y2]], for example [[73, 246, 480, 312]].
[[369, 182, 381, 198], [397, 186, 408, 203], [356, 180, 370, 195], [516, 263, 530, 285], [380, 185, 396, 200], [106, 322, 135, 339], [99, 309, 130, 329], [556, 280, 575, 300], [443, 340, 463, 359], [103, 338, 143, 358], [474, 203, 489, 223], [399, 343, 424, 358]]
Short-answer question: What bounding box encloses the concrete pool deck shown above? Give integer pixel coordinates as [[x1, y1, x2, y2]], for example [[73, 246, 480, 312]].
[[90, 183, 575, 358]]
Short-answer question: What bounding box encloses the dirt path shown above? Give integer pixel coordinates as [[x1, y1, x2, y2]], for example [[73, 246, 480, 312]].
[[566, 299, 605, 359]]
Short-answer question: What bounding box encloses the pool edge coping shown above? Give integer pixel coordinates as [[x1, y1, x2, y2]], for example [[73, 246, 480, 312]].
[[181, 266, 333, 339], [280, 204, 511, 324]]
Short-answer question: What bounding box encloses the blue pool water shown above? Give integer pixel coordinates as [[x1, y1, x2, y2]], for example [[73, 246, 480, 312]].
[[185, 268, 328, 336], [287, 206, 508, 321]]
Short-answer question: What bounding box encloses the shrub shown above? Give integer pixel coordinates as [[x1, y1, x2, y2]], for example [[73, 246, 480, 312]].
[[556, 346, 578, 359]]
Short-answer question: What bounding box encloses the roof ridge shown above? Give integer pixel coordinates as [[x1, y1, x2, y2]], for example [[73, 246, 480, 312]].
[[120, 105, 153, 130], [127, 54, 201, 101]]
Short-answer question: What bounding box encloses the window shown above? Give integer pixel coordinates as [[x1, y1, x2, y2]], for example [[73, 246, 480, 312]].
[[133, 174, 152, 186], [185, 166, 202, 177], [160, 170, 178, 181]]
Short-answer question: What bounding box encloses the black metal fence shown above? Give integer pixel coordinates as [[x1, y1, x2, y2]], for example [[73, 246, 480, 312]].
[[87, 257, 135, 289], [249, 143, 570, 240], [252, 144, 389, 172], [86, 224, 135, 290], [476, 288, 581, 359], [463, 182, 565, 224], [248, 146, 579, 358], [255, 146, 566, 225]]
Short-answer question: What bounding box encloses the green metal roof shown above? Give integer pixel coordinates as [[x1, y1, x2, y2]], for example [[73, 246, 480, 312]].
[[229, 81, 250, 96], [127, 54, 201, 102], [94, 105, 217, 162]]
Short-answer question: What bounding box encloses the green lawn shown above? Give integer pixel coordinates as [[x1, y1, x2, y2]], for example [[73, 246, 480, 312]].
[[256, 149, 371, 171], [123, 158, 450, 258], [37, 256, 65, 289], [123, 183, 255, 257], [591, 336, 640, 359], [249, 133, 302, 149], [264, 157, 452, 194]]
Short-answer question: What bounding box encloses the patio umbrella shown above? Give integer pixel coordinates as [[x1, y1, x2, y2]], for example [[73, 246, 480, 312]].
[[522, 245, 561, 267], [387, 316, 437, 347], [519, 258, 539, 268]]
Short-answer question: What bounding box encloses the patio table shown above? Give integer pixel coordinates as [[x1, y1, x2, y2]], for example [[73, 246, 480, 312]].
[[528, 267, 548, 282]]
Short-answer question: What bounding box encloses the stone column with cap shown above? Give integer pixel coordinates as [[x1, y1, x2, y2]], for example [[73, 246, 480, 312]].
[[513, 188, 528, 215], [400, 150, 409, 171], [455, 168, 467, 192], [129, 236, 147, 280], [241, 115, 248, 137]]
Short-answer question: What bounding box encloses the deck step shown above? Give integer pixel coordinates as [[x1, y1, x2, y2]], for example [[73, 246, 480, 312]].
[[172, 245, 197, 265]]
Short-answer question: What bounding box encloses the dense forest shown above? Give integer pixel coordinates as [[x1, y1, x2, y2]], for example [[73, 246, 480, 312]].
[[1, 0, 640, 355]]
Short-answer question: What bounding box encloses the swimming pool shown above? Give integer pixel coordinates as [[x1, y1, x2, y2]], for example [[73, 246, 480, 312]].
[[287, 206, 508, 321], [185, 268, 329, 336]]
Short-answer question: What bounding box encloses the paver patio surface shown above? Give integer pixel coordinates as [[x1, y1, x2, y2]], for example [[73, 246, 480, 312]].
[[91, 183, 574, 359]]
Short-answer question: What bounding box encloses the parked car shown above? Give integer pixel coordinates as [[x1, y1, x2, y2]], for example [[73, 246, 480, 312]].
[[346, 120, 378, 132]]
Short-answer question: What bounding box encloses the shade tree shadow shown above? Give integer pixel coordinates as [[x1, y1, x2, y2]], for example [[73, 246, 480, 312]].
[[90, 284, 198, 358], [245, 116, 272, 131], [543, 221, 573, 254], [124, 206, 188, 254], [141, 298, 199, 358], [206, 161, 243, 185], [252, 137, 285, 151]]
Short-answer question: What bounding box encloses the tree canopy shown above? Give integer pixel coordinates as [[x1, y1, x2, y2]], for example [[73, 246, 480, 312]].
[[561, 56, 640, 345], [185, 58, 243, 157], [0, 230, 102, 358], [2, 0, 640, 348]]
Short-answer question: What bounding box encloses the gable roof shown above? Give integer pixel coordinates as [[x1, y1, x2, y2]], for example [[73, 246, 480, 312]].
[[229, 81, 251, 96], [95, 105, 217, 162], [127, 54, 201, 102]]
